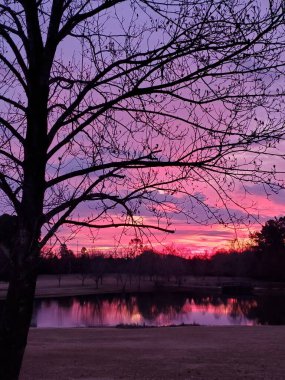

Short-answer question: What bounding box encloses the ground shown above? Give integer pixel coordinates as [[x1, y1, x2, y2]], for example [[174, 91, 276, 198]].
[[21, 326, 285, 380], [1, 275, 284, 379], [1, 274, 284, 300]]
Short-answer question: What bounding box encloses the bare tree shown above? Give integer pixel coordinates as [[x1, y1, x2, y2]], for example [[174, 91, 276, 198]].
[[0, 0, 285, 377]]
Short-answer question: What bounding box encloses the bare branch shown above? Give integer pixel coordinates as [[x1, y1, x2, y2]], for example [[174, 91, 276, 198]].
[[64, 219, 175, 233]]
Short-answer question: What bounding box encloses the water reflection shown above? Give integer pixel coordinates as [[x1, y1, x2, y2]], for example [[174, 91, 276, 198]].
[[30, 293, 285, 327]]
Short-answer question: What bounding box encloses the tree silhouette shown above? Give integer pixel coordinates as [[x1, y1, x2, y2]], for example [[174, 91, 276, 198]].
[[0, 1, 285, 377], [251, 217, 285, 254], [251, 217, 285, 279], [0, 214, 18, 257], [0, 214, 18, 281]]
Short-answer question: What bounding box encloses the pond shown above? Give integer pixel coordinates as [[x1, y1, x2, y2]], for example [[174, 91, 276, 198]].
[[30, 292, 285, 327]]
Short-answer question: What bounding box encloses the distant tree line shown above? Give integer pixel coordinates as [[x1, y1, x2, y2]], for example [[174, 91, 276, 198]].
[[1, 218, 285, 284]]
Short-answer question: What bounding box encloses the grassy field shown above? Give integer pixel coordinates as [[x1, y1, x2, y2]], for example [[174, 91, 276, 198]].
[[21, 326, 285, 380], [1, 274, 284, 300]]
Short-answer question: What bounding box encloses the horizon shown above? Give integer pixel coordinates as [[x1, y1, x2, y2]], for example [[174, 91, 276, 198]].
[[57, 188, 285, 255]]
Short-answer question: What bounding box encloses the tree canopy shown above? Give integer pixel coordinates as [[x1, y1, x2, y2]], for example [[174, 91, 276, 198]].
[[251, 216, 285, 254], [0, 0, 285, 246]]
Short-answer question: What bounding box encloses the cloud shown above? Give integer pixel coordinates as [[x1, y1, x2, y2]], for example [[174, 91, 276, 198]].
[[243, 183, 285, 207], [48, 172, 285, 255]]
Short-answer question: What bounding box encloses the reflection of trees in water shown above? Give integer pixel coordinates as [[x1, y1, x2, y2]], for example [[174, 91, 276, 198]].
[[190, 295, 224, 307], [78, 296, 104, 326], [59, 297, 74, 309], [122, 294, 137, 318], [190, 295, 285, 325], [136, 293, 186, 321], [188, 295, 256, 323], [227, 298, 255, 324], [229, 298, 257, 323], [112, 295, 130, 318], [32, 293, 285, 326], [189, 295, 227, 315], [78, 294, 129, 326], [58, 294, 139, 326], [211, 295, 285, 325], [242, 296, 285, 325]]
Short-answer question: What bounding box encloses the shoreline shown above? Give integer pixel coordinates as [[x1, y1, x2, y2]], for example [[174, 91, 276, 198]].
[[1, 274, 285, 300]]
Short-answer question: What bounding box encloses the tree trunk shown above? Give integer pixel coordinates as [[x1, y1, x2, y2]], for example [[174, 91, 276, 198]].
[[0, 247, 38, 380], [0, 7, 51, 378]]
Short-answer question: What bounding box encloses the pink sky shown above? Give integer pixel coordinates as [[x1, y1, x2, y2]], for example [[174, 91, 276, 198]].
[[2, 1, 284, 257], [57, 181, 285, 255]]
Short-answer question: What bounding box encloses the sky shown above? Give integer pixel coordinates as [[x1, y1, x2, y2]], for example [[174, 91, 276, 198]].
[[1, 1, 285, 257], [45, 1, 285, 255], [59, 182, 285, 256]]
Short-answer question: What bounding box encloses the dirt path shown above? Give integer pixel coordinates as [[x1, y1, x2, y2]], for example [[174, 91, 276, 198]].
[[21, 326, 285, 380]]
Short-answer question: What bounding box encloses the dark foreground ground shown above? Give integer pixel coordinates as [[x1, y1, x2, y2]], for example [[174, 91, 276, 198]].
[[21, 326, 285, 380]]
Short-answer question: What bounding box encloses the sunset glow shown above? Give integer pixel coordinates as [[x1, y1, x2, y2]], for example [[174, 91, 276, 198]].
[[59, 186, 285, 255]]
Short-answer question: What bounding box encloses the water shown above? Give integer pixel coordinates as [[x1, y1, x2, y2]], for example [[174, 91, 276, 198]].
[[30, 293, 285, 327]]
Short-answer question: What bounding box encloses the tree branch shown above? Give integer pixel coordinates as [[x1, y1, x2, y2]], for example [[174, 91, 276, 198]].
[[64, 219, 175, 233]]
